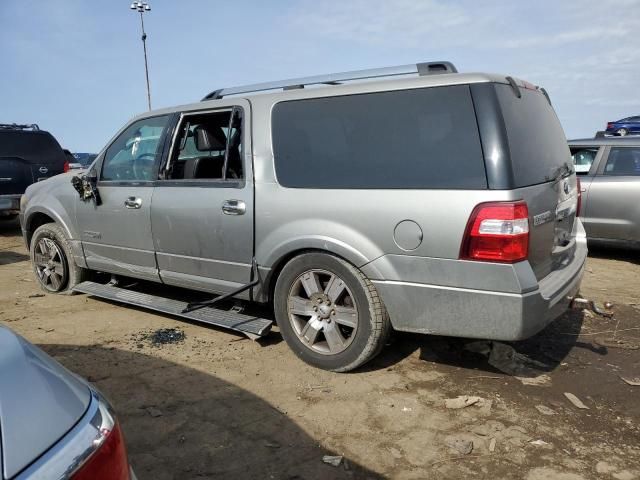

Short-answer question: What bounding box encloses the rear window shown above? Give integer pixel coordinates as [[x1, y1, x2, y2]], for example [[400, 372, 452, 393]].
[[272, 85, 486, 189], [495, 84, 571, 187], [0, 131, 65, 164]]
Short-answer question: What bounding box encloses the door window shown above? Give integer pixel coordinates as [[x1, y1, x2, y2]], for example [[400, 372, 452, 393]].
[[603, 147, 640, 176], [570, 147, 598, 175], [163, 109, 243, 181], [101, 115, 169, 181]]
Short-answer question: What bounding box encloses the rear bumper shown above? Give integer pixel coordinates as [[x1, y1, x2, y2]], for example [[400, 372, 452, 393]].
[[0, 194, 21, 214], [367, 230, 587, 341]]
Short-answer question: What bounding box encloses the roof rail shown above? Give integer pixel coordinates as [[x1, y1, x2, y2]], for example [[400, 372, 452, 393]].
[[202, 61, 458, 101], [0, 123, 40, 131]]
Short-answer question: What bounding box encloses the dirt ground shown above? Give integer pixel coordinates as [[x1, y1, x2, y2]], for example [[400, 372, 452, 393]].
[[1, 217, 639, 480]]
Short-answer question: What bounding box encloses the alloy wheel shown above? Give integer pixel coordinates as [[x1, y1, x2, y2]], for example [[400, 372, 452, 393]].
[[287, 269, 358, 355], [34, 238, 67, 292]]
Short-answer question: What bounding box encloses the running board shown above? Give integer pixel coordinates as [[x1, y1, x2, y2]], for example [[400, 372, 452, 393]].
[[73, 281, 273, 339]]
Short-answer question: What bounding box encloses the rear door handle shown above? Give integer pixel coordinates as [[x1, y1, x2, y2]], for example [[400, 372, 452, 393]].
[[222, 199, 246, 215], [124, 197, 142, 209]]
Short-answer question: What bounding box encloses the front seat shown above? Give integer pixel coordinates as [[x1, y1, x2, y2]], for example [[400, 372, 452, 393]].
[[183, 126, 227, 179]]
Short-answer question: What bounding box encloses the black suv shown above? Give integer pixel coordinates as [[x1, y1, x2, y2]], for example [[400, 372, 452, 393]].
[[0, 124, 69, 219]]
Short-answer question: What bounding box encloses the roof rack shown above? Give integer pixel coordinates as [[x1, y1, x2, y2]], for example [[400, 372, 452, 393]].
[[0, 123, 40, 131], [202, 61, 458, 101]]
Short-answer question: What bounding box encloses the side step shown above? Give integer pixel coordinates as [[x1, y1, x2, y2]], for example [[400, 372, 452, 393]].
[[73, 281, 273, 339]]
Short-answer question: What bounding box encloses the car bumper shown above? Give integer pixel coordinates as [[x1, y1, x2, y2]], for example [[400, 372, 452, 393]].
[[366, 235, 587, 342], [0, 194, 21, 214]]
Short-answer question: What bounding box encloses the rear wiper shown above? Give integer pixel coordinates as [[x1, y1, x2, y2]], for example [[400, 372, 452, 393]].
[[549, 163, 574, 184]]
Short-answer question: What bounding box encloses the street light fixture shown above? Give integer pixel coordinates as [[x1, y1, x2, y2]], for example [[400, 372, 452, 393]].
[[130, 1, 152, 110]]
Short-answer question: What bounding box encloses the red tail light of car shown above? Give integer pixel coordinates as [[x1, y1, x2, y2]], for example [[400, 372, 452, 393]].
[[72, 422, 130, 480], [606, 122, 613, 130], [460, 201, 530, 263], [63, 160, 70, 173]]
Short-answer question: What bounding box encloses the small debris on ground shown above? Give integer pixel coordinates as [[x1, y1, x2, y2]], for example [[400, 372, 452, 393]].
[[518, 374, 551, 386], [134, 328, 186, 346], [535, 404, 557, 416], [563, 392, 589, 410], [620, 376, 640, 386], [465, 341, 550, 385], [145, 406, 163, 417], [28, 293, 45, 298], [530, 439, 551, 447], [596, 338, 640, 350], [322, 455, 343, 467], [264, 441, 281, 449], [445, 435, 474, 455], [572, 297, 614, 317], [444, 395, 483, 409], [488, 438, 497, 452]]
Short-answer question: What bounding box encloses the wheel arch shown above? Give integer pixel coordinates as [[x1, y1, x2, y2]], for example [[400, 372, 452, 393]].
[[24, 210, 62, 248], [257, 240, 384, 304]]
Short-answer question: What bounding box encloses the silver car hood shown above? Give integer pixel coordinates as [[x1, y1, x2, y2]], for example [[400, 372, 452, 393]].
[[0, 326, 90, 479]]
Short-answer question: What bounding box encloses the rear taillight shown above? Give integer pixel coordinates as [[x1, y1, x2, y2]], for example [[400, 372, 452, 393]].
[[63, 160, 70, 172], [72, 422, 130, 480], [460, 201, 529, 263], [606, 122, 613, 130], [576, 178, 582, 217]]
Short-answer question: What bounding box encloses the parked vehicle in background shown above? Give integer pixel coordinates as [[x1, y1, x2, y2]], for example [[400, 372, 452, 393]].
[[70, 152, 98, 170], [605, 116, 640, 136], [569, 137, 640, 248], [0, 325, 134, 479], [63, 148, 84, 170], [20, 61, 586, 372], [0, 123, 69, 219]]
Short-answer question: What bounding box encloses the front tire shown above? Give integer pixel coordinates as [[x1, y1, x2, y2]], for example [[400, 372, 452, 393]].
[[274, 252, 391, 372], [30, 223, 88, 294]]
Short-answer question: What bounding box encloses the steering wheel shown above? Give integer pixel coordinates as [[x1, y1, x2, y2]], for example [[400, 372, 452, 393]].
[[132, 153, 156, 180]]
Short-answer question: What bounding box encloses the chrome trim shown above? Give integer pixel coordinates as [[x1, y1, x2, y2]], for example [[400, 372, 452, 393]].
[[15, 391, 118, 480]]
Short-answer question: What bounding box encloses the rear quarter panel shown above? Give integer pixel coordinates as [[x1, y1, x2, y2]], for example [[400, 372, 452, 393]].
[[249, 93, 523, 299]]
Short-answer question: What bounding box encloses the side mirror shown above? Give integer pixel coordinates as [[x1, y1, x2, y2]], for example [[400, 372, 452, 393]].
[[71, 169, 101, 205]]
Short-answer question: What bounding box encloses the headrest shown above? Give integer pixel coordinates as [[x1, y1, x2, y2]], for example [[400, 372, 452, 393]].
[[194, 126, 227, 151]]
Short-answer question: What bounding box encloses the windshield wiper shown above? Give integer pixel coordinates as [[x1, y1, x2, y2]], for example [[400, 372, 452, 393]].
[[548, 163, 574, 184]]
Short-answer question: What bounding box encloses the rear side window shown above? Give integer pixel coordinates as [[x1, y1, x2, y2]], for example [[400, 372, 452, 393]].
[[603, 147, 640, 176], [496, 85, 571, 187], [272, 85, 486, 189]]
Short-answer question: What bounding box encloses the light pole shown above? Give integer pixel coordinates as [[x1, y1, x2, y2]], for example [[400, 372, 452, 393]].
[[130, 1, 152, 110]]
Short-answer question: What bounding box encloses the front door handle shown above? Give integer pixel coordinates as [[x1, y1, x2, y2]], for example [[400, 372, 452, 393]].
[[124, 196, 142, 209], [222, 199, 246, 215]]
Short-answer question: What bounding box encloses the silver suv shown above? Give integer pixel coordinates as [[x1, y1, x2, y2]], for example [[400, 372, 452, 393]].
[[20, 61, 586, 372]]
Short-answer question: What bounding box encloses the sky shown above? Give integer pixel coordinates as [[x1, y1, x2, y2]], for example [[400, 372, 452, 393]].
[[1, 0, 639, 152]]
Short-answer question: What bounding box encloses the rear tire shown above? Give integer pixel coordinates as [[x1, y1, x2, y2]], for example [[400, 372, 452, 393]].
[[274, 252, 391, 372], [617, 128, 628, 136], [30, 223, 88, 295]]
